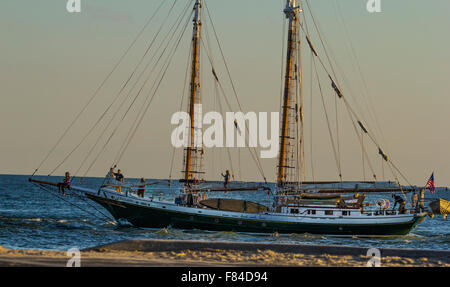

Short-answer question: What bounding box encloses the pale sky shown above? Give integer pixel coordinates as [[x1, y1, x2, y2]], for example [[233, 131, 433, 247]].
[[1, 0, 449, 186]]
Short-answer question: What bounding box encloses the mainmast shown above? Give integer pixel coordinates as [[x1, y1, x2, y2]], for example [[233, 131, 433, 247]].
[[277, 0, 301, 187], [183, 0, 204, 185]]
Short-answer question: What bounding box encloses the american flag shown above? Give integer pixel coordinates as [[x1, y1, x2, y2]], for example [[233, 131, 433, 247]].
[[426, 172, 436, 194]]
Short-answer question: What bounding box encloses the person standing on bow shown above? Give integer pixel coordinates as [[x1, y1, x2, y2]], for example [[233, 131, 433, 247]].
[[110, 167, 124, 193], [114, 169, 124, 183], [105, 165, 117, 185], [58, 171, 71, 196]]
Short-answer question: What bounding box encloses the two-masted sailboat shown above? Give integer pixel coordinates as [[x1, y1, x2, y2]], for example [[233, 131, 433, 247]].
[[30, 0, 428, 235]]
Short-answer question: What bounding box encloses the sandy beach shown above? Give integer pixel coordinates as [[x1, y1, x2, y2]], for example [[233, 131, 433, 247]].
[[0, 239, 448, 267]]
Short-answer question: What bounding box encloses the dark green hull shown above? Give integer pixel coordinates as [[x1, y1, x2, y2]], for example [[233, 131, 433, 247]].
[[88, 194, 423, 236]]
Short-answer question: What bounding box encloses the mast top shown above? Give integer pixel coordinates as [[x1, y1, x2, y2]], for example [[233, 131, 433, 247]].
[[284, 0, 302, 18]]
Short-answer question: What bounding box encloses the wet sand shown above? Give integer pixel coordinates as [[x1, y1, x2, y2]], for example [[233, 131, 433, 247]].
[[0, 239, 449, 267]]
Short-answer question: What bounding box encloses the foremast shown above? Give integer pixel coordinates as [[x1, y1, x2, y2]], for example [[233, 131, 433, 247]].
[[183, 0, 204, 186], [277, 0, 302, 188]]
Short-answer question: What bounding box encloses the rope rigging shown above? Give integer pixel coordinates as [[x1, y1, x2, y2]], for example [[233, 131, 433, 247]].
[[108, 0, 192, 168], [71, 0, 193, 181], [202, 1, 268, 182], [298, 0, 415, 188], [200, 26, 237, 180], [308, 52, 315, 182], [201, 37, 261, 182], [33, 182, 115, 224], [108, 5, 195, 170], [47, 0, 181, 179], [333, 0, 389, 153], [32, 0, 168, 178], [113, 2, 194, 166], [301, 0, 344, 182], [312, 56, 342, 180], [169, 43, 193, 184], [296, 31, 305, 184]]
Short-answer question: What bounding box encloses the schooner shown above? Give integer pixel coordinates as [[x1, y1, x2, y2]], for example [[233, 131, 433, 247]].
[[30, 0, 428, 235]]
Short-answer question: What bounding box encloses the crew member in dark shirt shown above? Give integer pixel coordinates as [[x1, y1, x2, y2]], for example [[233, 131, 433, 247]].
[[114, 169, 124, 183], [392, 194, 406, 214]]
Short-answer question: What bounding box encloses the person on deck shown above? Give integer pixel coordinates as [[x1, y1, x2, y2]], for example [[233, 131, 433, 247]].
[[58, 171, 71, 196], [104, 165, 118, 185], [411, 192, 419, 211], [221, 170, 231, 188], [392, 194, 406, 214], [138, 178, 146, 198], [114, 169, 124, 183], [419, 189, 425, 212], [106, 165, 116, 181], [108, 167, 124, 193]]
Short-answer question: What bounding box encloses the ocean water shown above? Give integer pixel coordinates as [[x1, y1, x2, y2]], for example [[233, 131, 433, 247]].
[[0, 174, 449, 251]]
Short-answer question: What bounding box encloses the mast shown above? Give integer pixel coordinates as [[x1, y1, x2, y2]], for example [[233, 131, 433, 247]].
[[277, 0, 301, 187], [183, 0, 204, 185]]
